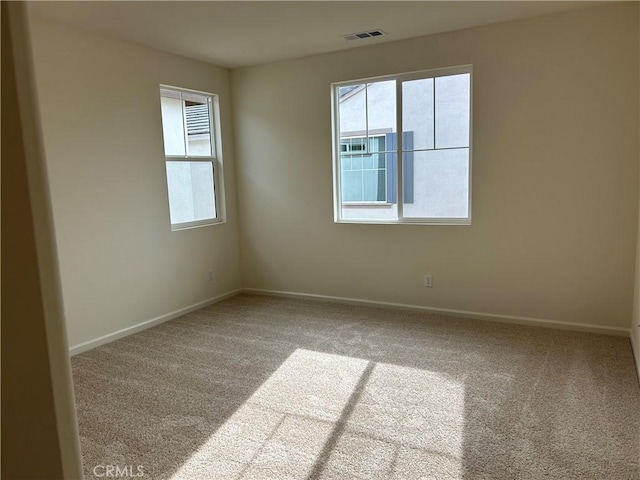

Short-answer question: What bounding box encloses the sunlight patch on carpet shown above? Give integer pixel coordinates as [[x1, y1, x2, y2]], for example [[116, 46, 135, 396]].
[[170, 348, 465, 479]]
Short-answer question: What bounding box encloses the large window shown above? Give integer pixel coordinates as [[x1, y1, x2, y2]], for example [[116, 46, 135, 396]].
[[332, 65, 471, 224], [159, 86, 223, 229]]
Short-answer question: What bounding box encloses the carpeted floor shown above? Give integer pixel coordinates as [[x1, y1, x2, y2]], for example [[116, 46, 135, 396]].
[[71, 294, 640, 479]]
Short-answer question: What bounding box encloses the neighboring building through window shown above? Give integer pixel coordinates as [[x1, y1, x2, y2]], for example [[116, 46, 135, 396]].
[[340, 135, 387, 202], [159, 86, 223, 229], [333, 65, 471, 224], [340, 133, 414, 204]]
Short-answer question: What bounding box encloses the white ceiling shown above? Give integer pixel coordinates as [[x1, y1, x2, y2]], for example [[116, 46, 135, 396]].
[[28, 1, 606, 69]]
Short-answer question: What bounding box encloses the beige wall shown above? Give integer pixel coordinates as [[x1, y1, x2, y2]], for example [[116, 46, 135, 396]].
[[28, 18, 242, 349], [633, 204, 640, 373], [2, 4, 82, 477], [232, 3, 640, 330], [632, 4, 640, 374]]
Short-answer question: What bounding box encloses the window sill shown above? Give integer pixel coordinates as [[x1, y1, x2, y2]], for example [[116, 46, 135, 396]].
[[341, 202, 394, 207], [171, 219, 225, 231], [335, 218, 471, 226]]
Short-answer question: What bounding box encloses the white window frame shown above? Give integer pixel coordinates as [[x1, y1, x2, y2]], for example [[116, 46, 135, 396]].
[[331, 65, 473, 225], [160, 85, 225, 230]]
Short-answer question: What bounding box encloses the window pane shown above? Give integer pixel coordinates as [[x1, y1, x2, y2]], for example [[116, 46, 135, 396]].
[[160, 94, 186, 156], [166, 161, 216, 225], [362, 169, 386, 201], [340, 158, 386, 202], [373, 152, 386, 169], [341, 169, 362, 202], [403, 148, 469, 218], [369, 135, 385, 153], [402, 78, 434, 150], [339, 84, 366, 137], [366, 80, 396, 136], [435, 74, 470, 149], [184, 95, 212, 157]]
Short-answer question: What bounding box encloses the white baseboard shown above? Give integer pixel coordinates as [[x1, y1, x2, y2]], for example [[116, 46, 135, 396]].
[[70, 287, 632, 357], [69, 289, 242, 356], [242, 288, 631, 337]]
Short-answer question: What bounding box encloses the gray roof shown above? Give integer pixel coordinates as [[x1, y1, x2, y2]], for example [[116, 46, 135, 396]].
[[338, 85, 361, 98]]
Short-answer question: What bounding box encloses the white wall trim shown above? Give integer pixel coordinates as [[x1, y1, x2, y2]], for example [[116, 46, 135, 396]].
[[69, 287, 633, 357], [243, 288, 631, 337], [69, 289, 242, 356]]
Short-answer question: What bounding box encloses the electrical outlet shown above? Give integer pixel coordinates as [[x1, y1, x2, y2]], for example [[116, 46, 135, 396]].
[[207, 270, 214, 282], [424, 274, 433, 287]]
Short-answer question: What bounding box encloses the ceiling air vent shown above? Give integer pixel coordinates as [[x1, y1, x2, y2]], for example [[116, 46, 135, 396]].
[[342, 29, 386, 41]]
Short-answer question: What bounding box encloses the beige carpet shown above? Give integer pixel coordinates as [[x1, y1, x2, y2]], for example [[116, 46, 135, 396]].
[[72, 294, 640, 479]]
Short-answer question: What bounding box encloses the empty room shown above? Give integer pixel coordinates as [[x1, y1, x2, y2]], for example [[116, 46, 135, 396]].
[[3, 1, 640, 479]]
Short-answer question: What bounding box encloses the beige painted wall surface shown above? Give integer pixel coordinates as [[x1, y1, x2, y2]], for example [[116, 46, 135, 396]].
[[633, 4, 640, 374], [232, 4, 640, 329], [28, 18, 242, 348], [632, 207, 640, 372], [3, 7, 66, 477]]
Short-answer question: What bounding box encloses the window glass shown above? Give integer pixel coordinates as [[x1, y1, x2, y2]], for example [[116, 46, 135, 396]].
[[166, 162, 216, 225], [402, 78, 434, 151], [160, 93, 186, 156], [403, 149, 469, 218], [184, 94, 212, 157], [338, 84, 366, 137], [435, 74, 471, 149]]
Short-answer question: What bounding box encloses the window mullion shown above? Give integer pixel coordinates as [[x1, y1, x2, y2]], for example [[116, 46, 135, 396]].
[[208, 97, 219, 220], [396, 80, 403, 219], [364, 84, 369, 204], [433, 77, 436, 149], [180, 92, 189, 157], [165, 156, 214, 162], [333, 89, 342, 220], [364, 84, 369, 150], [208, 98, 215, 158]]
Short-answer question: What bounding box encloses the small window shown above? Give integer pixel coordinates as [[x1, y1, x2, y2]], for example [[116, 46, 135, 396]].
[[332, 65, 472, 224], [159, 86, 223, 229]]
